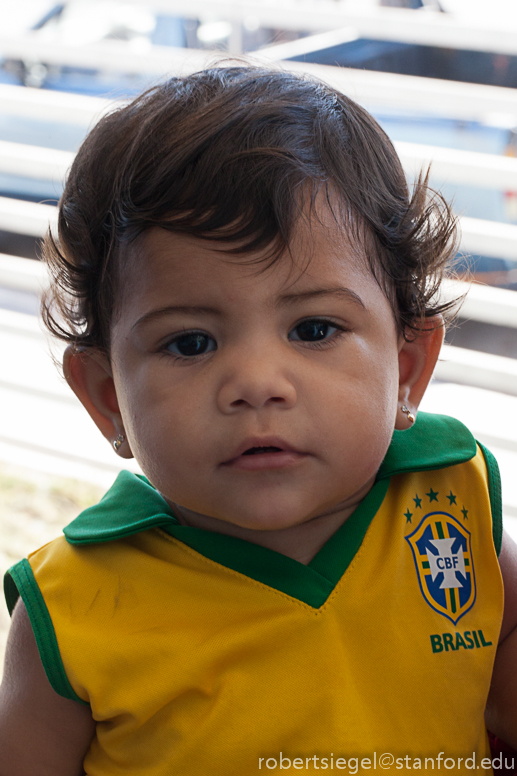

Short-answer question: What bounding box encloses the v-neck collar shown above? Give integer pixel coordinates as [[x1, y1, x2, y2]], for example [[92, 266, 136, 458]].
[[64, 413, 476, 608]]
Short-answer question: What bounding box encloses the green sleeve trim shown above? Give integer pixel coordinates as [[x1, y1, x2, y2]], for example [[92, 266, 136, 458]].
[[477, 442, 503, 557], [3, 559, 89, 706], [4, 569, 20, 616]]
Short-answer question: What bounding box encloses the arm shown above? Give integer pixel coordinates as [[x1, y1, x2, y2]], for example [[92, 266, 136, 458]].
[[485, 530, 517, 747], [0, 598, 95, 776]]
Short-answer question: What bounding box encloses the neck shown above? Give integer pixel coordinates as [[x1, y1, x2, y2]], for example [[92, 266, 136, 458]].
[[167, 479, 375, 565]]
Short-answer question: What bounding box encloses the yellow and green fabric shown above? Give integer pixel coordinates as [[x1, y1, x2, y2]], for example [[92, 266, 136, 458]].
[[4, 413, 504, 775]]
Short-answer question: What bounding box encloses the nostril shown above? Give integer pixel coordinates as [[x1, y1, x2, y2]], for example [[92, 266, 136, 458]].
[[230, 397, 284, 407]]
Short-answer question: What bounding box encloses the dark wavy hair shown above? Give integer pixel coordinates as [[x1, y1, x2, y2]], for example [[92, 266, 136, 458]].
[[41, 64, 459, 353]]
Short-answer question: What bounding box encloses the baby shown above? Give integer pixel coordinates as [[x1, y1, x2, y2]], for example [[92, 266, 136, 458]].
[[0, 65, 516, 776]]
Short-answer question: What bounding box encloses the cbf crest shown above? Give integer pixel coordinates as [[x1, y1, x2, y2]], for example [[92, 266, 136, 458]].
[[406, 512, 476, 625]]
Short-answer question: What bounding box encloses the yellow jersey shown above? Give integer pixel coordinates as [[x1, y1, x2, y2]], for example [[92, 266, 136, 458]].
[[4, 413, 504, 775]]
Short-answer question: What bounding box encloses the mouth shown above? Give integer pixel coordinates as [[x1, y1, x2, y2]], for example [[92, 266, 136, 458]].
[[242, 445, 283, 455], [222, 438, 307, 471]]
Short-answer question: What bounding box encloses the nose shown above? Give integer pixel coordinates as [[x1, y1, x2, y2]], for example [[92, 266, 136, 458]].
[[216, 345, 297, 413]]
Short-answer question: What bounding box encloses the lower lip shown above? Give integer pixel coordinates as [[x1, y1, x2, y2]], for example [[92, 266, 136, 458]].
[[223, 451, 307, 471]]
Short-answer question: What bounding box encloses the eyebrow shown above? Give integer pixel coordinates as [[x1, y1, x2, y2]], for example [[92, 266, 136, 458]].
[[132, 306, 222, 331], [132, 286, 365, 331], [277, 286, 366, 309]]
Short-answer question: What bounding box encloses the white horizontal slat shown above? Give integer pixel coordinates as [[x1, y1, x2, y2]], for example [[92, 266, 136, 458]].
[[4, 137, 517, 192], [395, 142, 517, 191], [288, 60, 517, 125], [3, 5, 517, 67], [435, 344, 517, 395], [0, 37, 212, 79], [0, 306, 141, 487], [0, 83, 112, 126], [0, 140, 74, 180], [259, 3, 517, 55], [2, 136, 517, 193], [2, 61, 517, 127], [442, 280, 517, 328], [0, 197, 57, 237], [0, 253, 48, 295], [81, 0, 517, 57], [422, 382, 517, 456], [0, 194, 516, 261], [0, 306, 43, 337], [459, 217, 517, 262], [258, 27, 361, 62]]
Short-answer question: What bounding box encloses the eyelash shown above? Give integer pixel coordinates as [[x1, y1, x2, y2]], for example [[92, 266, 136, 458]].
[[159, 329, 216, 364], [300, 332, 345, 351], [289, 319, 347, 350], [159, 318, 348, 363]]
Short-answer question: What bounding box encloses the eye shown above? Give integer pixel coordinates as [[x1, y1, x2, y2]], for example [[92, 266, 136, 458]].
[[165, 331, 216, 358], [289, 319, 341, 342]]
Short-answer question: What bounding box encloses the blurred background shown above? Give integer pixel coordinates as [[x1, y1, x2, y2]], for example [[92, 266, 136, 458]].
[[1, 0, 517, 662]]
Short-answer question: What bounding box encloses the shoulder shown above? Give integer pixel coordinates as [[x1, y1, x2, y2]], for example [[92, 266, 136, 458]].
[[485, 531, 517, 747], [0, 598, 95, 776], [496, 531, 517, 643]]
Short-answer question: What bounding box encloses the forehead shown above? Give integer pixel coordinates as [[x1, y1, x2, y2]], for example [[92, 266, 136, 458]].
[[120, 211, 377, 306]]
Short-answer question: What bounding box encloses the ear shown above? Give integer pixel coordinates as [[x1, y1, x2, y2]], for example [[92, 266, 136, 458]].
[[63, 346, 133, 458], [395, 316, 444, 431]]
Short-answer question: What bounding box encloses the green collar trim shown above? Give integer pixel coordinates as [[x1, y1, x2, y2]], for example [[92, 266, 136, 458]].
[[63, 412, 476, 608], [64, 472, 177, 544], [160, 478, 389, 608], [377, 411, 476, 480]]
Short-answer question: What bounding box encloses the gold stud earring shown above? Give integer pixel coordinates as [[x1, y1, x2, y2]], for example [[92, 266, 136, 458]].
[[113, 434, 125, 451], [401, 405, 415, 424]]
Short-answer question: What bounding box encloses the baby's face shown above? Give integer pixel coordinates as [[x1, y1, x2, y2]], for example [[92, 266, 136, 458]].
[[109, 215, 402, 532]]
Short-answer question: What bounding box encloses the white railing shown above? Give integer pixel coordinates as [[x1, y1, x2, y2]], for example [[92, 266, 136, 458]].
[[287, 60, 517, 124], [2, 137, 517, 192], [442, 279, 517, 329], [2, 193, 517, 261], [0, 141, 74, 180], [255, 4, 517, 56], [3, 60, 517, 125], [0, 83, 111, 126], [0, 47, 516, 267], [0, 252, 48, 295], [0, 198, 57, 238], [457, 218, 517, 262], [436, 346, 517, 395], [0, 37, 211, 79], [394, 143, 517, 192], [13, 0, 513, 56]]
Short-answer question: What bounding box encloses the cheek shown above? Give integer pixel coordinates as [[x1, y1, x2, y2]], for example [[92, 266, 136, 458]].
[[363, 349, 401, 428], [117, 370, 209, 464], [308, 336, 400, 448], [320, 330, 400, 400]]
